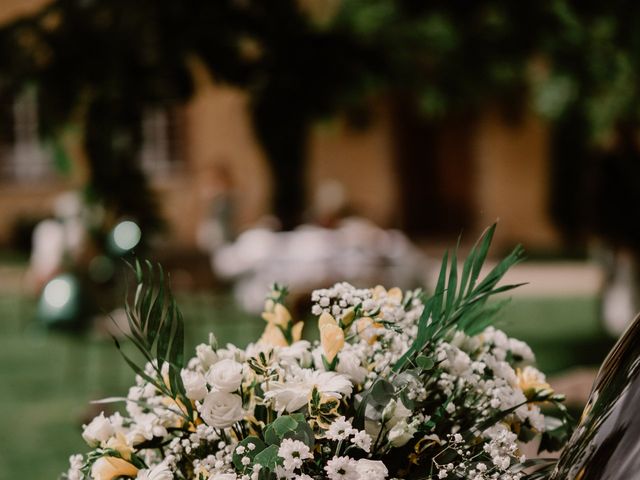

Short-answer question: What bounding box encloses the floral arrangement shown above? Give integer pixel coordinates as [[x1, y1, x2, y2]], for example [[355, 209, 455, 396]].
[[62, 225, 572, 480]]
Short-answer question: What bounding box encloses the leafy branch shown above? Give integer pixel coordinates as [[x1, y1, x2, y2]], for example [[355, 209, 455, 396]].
[[111, 260, 193, 422], [393, 223, 526, 373]]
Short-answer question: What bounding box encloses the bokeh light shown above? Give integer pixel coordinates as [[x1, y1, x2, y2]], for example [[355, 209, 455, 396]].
[[42, 276, 72, 309], [109, 220, 142, 254]]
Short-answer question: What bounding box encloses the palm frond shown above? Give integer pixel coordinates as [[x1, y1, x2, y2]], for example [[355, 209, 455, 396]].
[[111, 260, 192, 421], [393, 223, 525, 373]]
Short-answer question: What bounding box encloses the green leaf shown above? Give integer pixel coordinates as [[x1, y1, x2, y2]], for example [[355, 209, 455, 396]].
[[253, 444, 281, 470], [264, 416, 301, 446], [114, 259, 189, 416], [322, 354, 338, 371], [467, 224, 496, 296], [370, 379, 395, 406], [445, 247, 458, 318], [392, 297, 434, 372], [272, 415, 298, 437], [393, 224, 525, 374], [416, 355, 435, 370], [457, 242, 476, 310], [290, 413, 306, 423], [518, 425, 537, 443], [283, 421, 316, 450], [432, 249, 449, 325], [232, 436, 267, 471], [460, 298, 510, 336]]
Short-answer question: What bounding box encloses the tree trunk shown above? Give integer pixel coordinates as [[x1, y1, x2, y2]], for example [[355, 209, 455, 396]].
[[251, 92, 310, 231]]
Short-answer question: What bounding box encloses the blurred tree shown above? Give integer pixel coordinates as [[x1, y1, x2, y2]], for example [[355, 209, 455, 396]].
[[533, 2, 640, 252], [0, 0, 237, 235], [1, 0, 640, 244], [0, 0, 373, 230]]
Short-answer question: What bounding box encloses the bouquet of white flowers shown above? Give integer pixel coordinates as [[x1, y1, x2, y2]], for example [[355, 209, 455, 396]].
[[62, 225, 572, 480]]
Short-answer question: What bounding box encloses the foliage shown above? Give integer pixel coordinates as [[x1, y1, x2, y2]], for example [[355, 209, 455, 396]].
[[113, 260, 193, 422], [2, 1, 640, 235], [0, 0, 372, 229], [392, 224, 525, 373]]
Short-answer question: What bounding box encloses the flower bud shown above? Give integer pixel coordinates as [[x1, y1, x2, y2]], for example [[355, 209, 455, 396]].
[[318, 311, 338, 328], [381, 399, 397, 423], [291, 321, 304, 343], [320, 323, 345, 363], [90, 456, 138, 480], [341, 307, 356, 327]]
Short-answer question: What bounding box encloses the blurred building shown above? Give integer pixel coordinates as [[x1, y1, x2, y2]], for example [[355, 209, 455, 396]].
[[0, 0, 559, 252]]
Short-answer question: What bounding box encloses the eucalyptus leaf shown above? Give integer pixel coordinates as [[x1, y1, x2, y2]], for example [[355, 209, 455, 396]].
[[272, 415, 298, 437], [232, 436, 267, 471], [416, 355, 435, 370], [282, 421, 316, 450], [253, 444, 281, 470], [370, 379, 395, 406]]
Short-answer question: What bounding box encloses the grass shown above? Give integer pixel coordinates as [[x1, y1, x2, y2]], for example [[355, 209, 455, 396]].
[[0, 291, 614, 479], [0, 292, 263, 480], [498, 295, 616, 374]]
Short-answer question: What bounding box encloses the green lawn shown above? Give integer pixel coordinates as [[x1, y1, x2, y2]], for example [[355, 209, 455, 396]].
[[0, 292, 613, 479], [499, 296, 615, 374]]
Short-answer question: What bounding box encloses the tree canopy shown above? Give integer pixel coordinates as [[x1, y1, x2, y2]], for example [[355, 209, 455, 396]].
[[1, 0, 640, 240]]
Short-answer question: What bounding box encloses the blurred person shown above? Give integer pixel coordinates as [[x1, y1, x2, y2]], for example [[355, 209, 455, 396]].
[[196, 162, 236, 253], [27, 191, 94, 293], [598, 246, 640, 336], [307, 178, 351, 228]]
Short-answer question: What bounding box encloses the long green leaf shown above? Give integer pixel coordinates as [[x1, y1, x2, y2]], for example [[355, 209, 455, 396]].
[[393, 224, 525, 375], [466, 224, 496, 296], [431, 250, 448, 325], [116, 259, 188, 410], [444, 248, 458, 318]]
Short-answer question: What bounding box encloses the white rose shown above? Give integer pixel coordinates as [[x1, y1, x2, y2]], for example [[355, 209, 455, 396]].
[[382, 399, 412, 428], [207, 359, 244, 393], [336, 350, 367, 385], [387, 419, 416, 447], [217, 344, 245, 362], [200, 391, 244, 428], [82, 412, 114, 446], [356, 459, 388, 479], [196, 344, 218, 369], [181, 369, 208, 401]]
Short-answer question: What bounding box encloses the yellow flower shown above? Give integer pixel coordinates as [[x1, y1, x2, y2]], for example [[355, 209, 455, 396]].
[[104, 433, 133, 460], [91, 456, 138, 480], [372, 285, 387, 300], [356, 317, 382, 345], [517, 366, 551, 394], [372, 285, 402, 303], [259, 322, 288, 347], [263, 298, 275, 313], [291, 321, 304, 342], [261, 303, 292, 327], [386, 287, 403, 302], [318, 311, 338, 328], [320, 323, 344, 363]]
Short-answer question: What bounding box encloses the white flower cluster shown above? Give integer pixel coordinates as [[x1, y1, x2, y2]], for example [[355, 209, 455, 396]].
[[311, 282, 375, 319], [62, 282, 565, 480]]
